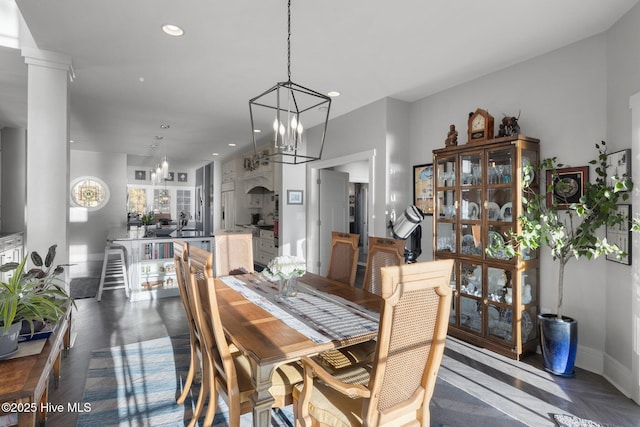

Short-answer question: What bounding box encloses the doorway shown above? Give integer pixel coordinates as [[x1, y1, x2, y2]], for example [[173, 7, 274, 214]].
[[306, 150, 375, 275]]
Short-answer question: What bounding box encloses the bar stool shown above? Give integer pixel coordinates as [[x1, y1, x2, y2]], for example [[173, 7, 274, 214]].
[[97, 244, 129, 301]]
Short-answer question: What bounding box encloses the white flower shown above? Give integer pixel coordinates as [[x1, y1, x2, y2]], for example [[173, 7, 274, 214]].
[[263, 255, 306, 280]]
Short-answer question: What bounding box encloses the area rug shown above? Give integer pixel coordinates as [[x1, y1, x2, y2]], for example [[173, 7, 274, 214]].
[[77, 335, 524, 427], [77, 334, 293, 427], [70, 277, 100, 299], [553, 414, 621, 427]]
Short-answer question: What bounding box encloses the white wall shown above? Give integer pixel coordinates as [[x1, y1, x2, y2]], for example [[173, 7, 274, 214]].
[[604, 2, 640, 396], [409, 34, 610, 373], [69, 150, 127, 261]]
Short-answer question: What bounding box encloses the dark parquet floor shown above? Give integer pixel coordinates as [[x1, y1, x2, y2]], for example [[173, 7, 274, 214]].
[[44, 261, 640, 427]]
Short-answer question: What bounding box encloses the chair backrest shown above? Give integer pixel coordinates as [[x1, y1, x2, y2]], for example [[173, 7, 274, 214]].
[[363, 259, 453, 426], [214, 231, 254, 276], [361, 236, 405, 295], [326, 231, 359, 286], [188, 248, 243, 417], [173, 240, 196, 338], [190, 244, 214, 278]]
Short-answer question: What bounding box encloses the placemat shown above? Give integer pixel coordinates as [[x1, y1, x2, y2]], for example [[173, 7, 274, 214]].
[[4, 338, 47, 360], [219, 275, 378, 344]]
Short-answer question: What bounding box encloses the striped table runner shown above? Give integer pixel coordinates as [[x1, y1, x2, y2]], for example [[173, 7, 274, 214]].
[[218, 275, 379, 344]]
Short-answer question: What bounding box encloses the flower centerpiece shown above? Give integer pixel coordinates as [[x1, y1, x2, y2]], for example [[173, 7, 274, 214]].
[[262, 255, 306, 299]]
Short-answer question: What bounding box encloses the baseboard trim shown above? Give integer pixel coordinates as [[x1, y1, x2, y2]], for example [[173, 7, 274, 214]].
[[603, 353, 633, 399], [575, 344, 603, 374]]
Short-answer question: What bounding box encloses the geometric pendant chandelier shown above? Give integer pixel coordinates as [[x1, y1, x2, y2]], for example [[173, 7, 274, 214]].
[[249, 0, 331, 165]]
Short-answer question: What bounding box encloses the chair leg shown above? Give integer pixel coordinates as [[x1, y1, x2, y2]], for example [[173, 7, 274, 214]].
[[119, 250, 130, 298], [177, 338, 198, 405], [188, 354, 211, 427], [96, 247, 109, 302], [202, 377, 219, 427]]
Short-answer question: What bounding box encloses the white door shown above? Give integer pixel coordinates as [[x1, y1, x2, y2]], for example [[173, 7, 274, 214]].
[[318, 169, 349, 274]]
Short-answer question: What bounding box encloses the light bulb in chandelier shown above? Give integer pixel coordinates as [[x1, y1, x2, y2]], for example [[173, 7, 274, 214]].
[[161, 156, 169, 179]]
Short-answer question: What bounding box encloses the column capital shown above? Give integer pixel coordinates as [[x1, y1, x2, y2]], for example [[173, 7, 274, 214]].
[[21, 47, 75, 81]]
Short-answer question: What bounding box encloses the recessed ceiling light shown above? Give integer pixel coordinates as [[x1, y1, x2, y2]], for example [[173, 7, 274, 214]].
[[254, 129, 261, 133], [150, 144, 158, 148], [212, 152, 219, 156], [228, 143, 236, 147], [160, 124, 170, 129], [327, 91, 340, 97], [70, 140, 75, 144], [162, 24, 184, 37]]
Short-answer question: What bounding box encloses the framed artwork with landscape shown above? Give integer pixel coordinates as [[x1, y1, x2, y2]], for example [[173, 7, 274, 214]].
[[546, 166, 588, 209], [413, 163, 434, 215]]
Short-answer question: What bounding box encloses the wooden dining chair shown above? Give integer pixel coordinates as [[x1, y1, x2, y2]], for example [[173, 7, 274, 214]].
[[214, 231, 254, 276], [295, 259, 454, 427], [361, 236, 405, 295], [173, 240, 201, 407], [326, 231, 360, 286], [188, 245, 303, 427]]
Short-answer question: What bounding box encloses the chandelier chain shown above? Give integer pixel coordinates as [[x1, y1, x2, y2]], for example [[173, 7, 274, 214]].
[[287, 0, 291, 81]]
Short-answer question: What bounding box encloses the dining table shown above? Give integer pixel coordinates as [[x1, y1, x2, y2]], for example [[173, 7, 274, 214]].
[[214, 271, 382, 427]]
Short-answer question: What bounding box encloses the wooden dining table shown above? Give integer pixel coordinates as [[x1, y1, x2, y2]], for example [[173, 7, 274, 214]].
[[214, 271, 382, 427]]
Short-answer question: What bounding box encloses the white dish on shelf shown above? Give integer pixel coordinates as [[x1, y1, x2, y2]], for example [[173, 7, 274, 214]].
[[488, 268, 507, 293], [466, 202, 479, 219], [488, 231, 510, 260], [461, 234, 481, 255], [500, 202, 513, 221], [487, 202, 500, 221]]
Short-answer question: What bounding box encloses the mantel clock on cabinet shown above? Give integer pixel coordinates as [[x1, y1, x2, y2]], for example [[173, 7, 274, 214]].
[[468, 108, 494, 144]]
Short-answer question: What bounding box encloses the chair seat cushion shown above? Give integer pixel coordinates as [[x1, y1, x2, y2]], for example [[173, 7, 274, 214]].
[[315, 340, 377, 372], [233, 353, 304, 403], [293, 375, 365, 427]]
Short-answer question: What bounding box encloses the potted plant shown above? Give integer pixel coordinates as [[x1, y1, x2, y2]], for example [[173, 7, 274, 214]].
[[0, 245, 74, 358], [489, 141, 638, 376]]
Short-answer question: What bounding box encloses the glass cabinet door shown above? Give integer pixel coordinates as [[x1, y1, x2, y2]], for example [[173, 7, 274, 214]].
[[460, 152, 482, 187]]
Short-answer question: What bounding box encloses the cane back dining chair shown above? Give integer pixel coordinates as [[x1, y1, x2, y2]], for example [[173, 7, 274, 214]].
[[173, 240, 201, 407], [188, 245, 303, 427], [361, 236, 405, 295], [214, 230, 254, 277], [322, 236, 406, 370], [326, 231, 360, 286], [295, 259, 454, 427]]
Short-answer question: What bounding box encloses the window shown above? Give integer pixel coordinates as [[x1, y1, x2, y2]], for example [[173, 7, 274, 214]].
[[70, 176, 110, 211], [154, 189, 171, 213], [128, 188, 147, 215], [176, 189, 191, 219]]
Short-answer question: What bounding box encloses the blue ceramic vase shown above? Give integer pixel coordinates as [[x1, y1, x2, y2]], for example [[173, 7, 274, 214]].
[[538, 313, 578, 377]]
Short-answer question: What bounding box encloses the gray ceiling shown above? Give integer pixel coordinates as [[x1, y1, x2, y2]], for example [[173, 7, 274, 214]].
[[1, 0, 638, 170]]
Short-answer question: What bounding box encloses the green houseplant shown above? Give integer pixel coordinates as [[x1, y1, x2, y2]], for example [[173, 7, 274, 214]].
[[0, 245, 73, 357], [490, 141, 638, 376]]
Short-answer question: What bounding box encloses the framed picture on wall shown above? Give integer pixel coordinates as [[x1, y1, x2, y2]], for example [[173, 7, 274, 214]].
[[413, 163, 434, 215], [135, 170, 146, 180], [546, 166, 588, 209], [287, 190, 303, 205], [606, 148, 631, 188], [606, 204, 631, 265]]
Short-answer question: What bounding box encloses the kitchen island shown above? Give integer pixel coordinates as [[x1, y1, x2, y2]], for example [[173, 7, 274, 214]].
[[107, 228, 214, 301]]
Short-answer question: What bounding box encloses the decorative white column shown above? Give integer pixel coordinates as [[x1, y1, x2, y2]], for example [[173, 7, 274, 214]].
[[629, 92, 640, 404], [21, 48, 73, 265]]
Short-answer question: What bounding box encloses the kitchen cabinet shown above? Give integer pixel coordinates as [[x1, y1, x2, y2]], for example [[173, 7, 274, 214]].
[[256, 228, 276, 266], [222, 159, 236, 184], [433, 134, 540, 360]]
